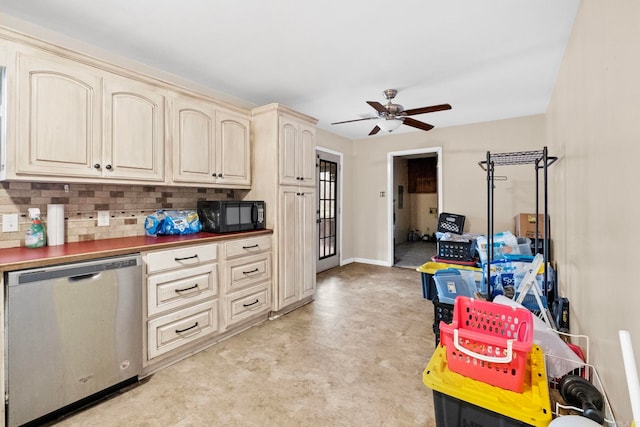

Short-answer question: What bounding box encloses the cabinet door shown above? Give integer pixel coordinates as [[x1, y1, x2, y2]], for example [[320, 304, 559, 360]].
[[298, 123, 316, 187], [171, 94, 216, 184], [278, 188, 300, 309], [16, 51, 102, 177], [279, 116, 299, 185], [277, 187, 316, 310], [299, 189, 317, 298], [103, 76, 165, 181], [216, 109, 250, 187]]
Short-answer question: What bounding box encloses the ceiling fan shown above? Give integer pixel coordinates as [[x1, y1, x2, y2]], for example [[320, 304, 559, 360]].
[[331, 89, 452, 135]]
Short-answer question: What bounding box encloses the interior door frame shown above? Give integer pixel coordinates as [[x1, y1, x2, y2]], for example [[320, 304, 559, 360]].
[[386, 147, 442, 266], [316, 146, 343, 272]]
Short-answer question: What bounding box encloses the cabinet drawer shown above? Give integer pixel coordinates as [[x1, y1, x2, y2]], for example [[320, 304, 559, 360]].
[[226, 284, 270, 327], [224, 236, 271, 259], [146, 243, 218, 274], [147, 300, 218, 360], [226, 253, 271, 292], [147, 264, 218, 316]]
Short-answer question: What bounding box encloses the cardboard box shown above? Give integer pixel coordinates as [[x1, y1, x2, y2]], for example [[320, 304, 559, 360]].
[[514, 213, 548, 239]]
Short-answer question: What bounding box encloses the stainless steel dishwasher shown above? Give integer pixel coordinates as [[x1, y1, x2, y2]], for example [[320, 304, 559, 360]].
[[5, 254, 142, 427]]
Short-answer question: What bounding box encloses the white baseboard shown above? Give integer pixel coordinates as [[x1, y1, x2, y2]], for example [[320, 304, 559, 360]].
[[342, 258, 392, 267]]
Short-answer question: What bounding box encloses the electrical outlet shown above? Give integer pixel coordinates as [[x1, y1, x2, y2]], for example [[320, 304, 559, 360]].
[[97, 211, 110, 226], [2, 213, 18, 232]]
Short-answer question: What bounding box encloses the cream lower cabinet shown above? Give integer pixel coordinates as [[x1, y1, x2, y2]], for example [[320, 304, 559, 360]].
[[11, 46, 166, 183], [222, 235, 272, 330], [278, 187, 316, 309], [143, 243, 220, 365], [142, 235, 272, 373]]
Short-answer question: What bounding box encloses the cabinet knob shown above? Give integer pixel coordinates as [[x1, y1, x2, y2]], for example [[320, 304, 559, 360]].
[[105, 164, 112, 170], [212, 172, 217, 177], [93, 163, 100, 169], [218, 173, 223, 178]]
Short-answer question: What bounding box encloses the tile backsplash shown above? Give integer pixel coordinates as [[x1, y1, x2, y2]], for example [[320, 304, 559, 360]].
[[0, 181, 240, 249]]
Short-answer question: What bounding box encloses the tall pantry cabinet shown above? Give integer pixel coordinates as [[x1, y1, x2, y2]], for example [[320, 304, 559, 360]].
[[249, 104, 318, 315]]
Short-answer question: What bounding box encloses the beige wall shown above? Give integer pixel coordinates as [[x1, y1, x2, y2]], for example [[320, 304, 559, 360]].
[[546, 1, 640, 423], [351, 114, 547, 265], [316, 128, 354, 264]]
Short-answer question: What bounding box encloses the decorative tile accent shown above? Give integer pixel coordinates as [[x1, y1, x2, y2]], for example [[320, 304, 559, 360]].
[[0, 182, 240, 248]]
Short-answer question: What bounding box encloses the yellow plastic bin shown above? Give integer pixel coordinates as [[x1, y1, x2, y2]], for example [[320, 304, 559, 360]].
[[417, 261, 482, 300], [422, 345, 552, 427]]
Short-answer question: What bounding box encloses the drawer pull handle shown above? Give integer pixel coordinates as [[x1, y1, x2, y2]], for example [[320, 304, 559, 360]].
[[242, 244, 259, 249], [243, 299, 259, 308], [174, 255, 198, 261], [174, 284, 200, 294], [242, 268, 259, 275], [175, 322, 199, 334]]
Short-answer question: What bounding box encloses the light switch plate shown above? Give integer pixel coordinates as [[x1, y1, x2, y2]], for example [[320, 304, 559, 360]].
[[97, 210, 110, 227], [2, 213, 18, 232]]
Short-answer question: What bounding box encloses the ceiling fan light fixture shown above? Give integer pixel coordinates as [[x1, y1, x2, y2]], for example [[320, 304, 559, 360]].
[[377, 118, 403, 132]]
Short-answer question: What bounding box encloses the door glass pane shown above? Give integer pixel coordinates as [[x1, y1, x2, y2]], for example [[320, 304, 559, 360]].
[[318, 159, 337, 260]]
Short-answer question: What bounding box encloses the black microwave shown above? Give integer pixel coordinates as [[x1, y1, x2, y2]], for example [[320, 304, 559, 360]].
[[197, 200, 265, 233]]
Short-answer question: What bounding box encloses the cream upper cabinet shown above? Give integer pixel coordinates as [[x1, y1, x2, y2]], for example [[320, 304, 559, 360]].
[[13, 48, 165, 182], [279, 115, 316, 187], [216, 109, 250, 187], [170, 94, 217, 184], [170, 93, 250, 188], [102, 76, 165, 181], [15, 50, 102, 178]]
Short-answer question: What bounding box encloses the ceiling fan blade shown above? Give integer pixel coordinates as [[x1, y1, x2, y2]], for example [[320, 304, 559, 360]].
[[369, 125, 381, 135], [403, 117, 434, 132], [366, 101, 388, 114], [403, 104, 452, 116], [331, 117, 378, 125]]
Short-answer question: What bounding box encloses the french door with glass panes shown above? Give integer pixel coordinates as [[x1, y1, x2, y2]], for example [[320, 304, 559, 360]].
[[316, 150, 340, 272]]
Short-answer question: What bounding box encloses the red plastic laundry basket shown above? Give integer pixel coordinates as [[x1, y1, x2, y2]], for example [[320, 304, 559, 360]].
[[439, 296, 533, 392]]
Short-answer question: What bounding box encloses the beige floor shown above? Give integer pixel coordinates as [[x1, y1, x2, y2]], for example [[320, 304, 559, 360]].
[[54, 263, 437, 426]]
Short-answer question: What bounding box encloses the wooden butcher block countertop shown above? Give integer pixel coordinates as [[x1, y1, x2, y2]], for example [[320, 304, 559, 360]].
[[0, 229, 273, 271]]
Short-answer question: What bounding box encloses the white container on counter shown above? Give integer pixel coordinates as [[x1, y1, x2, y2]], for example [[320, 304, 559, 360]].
[[47, 204, 65, 246]]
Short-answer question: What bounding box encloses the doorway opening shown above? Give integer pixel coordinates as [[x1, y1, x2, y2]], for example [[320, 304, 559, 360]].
[[316, 148, 342, 273], [387, 147, 442, 268]]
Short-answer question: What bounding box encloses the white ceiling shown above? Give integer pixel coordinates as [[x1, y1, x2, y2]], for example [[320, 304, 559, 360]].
[[0, 0, 580, 139]]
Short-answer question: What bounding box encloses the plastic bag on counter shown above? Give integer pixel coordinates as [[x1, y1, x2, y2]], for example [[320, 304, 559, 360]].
[[144, 210, 202, 236]]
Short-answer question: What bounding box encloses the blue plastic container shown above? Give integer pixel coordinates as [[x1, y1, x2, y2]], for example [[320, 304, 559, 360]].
[[432, 269, 477, 305]]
